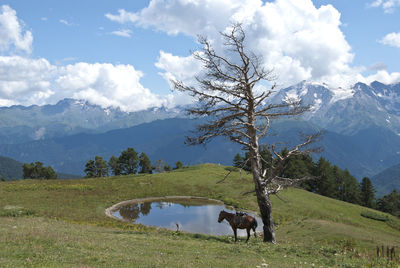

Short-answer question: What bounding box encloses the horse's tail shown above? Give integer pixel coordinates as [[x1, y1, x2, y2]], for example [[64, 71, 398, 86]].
[[253, 218, 258, 237], [253, 218, 258, 230]]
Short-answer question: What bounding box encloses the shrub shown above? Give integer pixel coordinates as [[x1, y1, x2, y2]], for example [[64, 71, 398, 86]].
[[360, 211, 389, 222]]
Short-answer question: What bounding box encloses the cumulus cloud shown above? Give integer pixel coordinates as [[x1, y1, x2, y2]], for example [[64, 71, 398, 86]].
[[108, 0, 359, 88], [363, 70, 400, 85], [0, 56, 172, 112], [369, 0, 400, 13], [0, 5, 33, 54], [380, 32, 400, 48], [155, 51, 202, 86], [0, 5, 176, 111]]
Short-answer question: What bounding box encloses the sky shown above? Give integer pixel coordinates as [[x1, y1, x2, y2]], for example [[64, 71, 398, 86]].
[[0, 0, 399, 111]]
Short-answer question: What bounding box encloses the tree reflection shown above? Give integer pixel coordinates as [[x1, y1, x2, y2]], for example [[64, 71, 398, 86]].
[[140, 202, 152, 216], [118, 202, 153, 221]]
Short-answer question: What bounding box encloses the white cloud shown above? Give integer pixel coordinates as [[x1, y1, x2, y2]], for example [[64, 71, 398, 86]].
[[370, 0, 383, 7], [109, 0, 400, 89], [380, 32, 400, 48], [154, 51, 203, 106], [369, 0, 400, 13], [109, 0, 358, 88], [105, 9, 138, 24], [0, 56, 55, 104], [0, 5, 178, 111], [155, 51, 202, 85], [0, 56, 173, 112], [106, 1, 253, 37], [59, 19, 76, 26], [363, 70, 400, 85], [0, 5, 32, 54], [110, 29, 132, 38]]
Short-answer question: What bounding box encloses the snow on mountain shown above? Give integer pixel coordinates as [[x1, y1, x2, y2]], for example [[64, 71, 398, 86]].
[[272, 80, 400, 135], [0, 99, 185, 144], [1, 79, 400, 143]]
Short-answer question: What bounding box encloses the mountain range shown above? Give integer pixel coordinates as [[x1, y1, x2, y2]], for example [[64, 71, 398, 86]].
[[0, 80, 399, 193], [271, 80, 400, 135], [0, 98, 182, 145]]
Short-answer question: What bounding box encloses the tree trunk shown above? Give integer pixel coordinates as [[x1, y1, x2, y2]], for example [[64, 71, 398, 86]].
[[249, 129, 276, 243], [255, 187, 276, 243], [251, 163, 276, 243]]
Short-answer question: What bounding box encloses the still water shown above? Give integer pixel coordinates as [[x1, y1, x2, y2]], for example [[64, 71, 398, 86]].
[[112, 198, 263, 236]]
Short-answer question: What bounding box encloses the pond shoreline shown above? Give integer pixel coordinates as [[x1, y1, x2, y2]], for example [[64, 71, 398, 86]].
[[105, 196, 226, 223]]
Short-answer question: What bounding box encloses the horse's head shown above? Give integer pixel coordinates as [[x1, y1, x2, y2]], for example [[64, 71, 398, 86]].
[[218, 210, 225, 223]]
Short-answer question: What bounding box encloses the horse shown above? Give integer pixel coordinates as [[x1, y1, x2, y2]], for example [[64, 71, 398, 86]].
[[217, 210, 258, 242]]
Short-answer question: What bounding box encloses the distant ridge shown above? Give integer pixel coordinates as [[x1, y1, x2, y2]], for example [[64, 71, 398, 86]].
[[372, 163, 400, 196], [0, 155, 22, 180], [0, 98, 185, 145], [0, 155, 80, 181], [1, 118, 400, 181]]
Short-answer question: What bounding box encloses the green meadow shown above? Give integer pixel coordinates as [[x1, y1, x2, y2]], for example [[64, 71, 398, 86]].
[[0, 164, 399, 267]]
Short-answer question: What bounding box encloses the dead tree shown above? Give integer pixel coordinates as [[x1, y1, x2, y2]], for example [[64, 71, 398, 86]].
[[172, 24, 319, 243]]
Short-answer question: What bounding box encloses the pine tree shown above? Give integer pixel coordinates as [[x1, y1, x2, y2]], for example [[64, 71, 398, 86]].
[[233, 153, 244, 168], [174, 161, 183, 170], [359, 177, 375, 208], [334, 168, 360, 204], [118, 147, 139, 175], [164, 164, 172, 172], [139, 152, 152, 174], [84, 159, 96, 178], [377, 189, 400, 217], [280, 154, 314, 180], [94, 156, 108, 177], [108, 155, 121, 176], [314, 158, 336, 197]]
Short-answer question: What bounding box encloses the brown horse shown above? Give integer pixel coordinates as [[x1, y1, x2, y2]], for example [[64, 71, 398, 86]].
[[217, 210, 258, 242]]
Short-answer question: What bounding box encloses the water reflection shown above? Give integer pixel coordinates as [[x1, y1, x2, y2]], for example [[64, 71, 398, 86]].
[[112, 199, 263, 236]]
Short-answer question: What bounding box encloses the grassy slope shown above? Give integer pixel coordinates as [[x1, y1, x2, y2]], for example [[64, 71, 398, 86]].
[[0, 164, 399, 267]]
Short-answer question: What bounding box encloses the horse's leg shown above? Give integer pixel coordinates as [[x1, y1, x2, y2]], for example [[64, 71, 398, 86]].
[[233, 228, 237, 242], [253, 226, 257, 237], [246, 228, 250, 243]]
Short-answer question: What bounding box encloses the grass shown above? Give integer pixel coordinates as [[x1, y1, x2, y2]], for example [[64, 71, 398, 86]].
[[361, 211, 389, 222], [0, 163, 399, 267]]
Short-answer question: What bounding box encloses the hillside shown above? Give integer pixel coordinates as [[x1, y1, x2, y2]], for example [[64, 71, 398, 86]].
[[0, 155, 80, 181], [0, 155, 22, 180], [372, 163, 400, 196], [0, 164, 398, 267]]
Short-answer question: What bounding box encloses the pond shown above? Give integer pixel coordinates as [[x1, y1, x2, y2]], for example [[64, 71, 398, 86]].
[[110, 197, 263, 236]]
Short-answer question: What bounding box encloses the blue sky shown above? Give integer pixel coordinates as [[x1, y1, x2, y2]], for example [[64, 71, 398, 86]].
[[0, 0, 399, 111]]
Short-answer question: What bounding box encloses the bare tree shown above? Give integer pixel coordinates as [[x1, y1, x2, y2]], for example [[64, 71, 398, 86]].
[[172, 24, 319, 243]]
